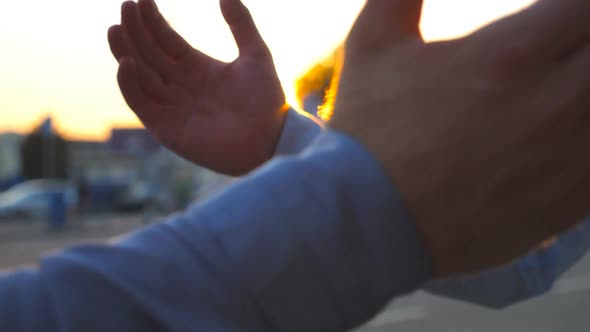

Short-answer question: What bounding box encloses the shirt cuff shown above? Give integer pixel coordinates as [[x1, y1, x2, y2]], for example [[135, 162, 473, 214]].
[[275, 107, 324, 156]]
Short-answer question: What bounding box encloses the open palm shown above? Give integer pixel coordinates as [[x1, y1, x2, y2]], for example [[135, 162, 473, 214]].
[[108, 0, 286, 176]]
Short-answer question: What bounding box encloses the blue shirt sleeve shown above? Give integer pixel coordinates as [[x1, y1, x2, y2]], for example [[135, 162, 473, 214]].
[[275, 107, 324, 156], [424, 219, 590, 308], [0, 131, 431, 332]]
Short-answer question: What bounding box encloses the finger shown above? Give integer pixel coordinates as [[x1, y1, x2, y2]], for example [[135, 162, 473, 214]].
[[121, 1, 172, 75], [469, 0, 590, 66], [220, 0, 272, 58], [117, 57, 165, 124], [108, 25, 139, 62], [348, 0, 424, 51], [138, 0, 195, 61], [109, 25, 170, 102]]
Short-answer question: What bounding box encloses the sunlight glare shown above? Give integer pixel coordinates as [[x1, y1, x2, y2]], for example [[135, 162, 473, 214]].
[[0, 0, 536, 140]]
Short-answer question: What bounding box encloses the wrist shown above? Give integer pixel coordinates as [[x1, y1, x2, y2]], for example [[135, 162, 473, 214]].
[[235, 130, 432, 330], [274, 106, 324, 156]]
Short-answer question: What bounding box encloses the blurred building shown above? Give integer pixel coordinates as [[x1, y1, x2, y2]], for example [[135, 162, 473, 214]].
[[108, 128, 232, 206], [70, 128, 163, 183], [1, 125, 233, 211], [76, 128, 226, 211], [0, 133, 23, 178], [0, 133, 24, 186], [69, 140, 140, 183]]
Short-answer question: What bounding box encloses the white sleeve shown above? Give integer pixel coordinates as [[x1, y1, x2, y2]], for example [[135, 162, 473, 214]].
[[275, 107, 324, 156]]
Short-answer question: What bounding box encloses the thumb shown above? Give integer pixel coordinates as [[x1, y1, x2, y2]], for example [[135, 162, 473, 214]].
[[220, 0, 271, 58], [348, 0, 424, 51]]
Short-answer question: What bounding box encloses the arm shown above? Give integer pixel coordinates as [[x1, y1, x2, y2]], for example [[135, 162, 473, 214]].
[[274, 102, 590, 308], [274, 94, 590, 310], [276, 105, 590, 309], [424, 220, 590, 308], [275, 101, 590, 309], [0, 131, 431, 332]]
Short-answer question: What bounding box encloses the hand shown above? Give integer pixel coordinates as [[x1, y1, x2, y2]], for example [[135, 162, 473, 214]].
[[108, 0, 286, 176], [331, 0, 590, 276]]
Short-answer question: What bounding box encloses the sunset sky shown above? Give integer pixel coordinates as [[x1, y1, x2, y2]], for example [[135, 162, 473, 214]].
[[0, 0, 535, 140]]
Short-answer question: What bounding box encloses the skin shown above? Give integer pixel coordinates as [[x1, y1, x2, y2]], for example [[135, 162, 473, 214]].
[[109, 0, 590, 277], [332, 0, 590, 276], [108, 0, 286, 176]]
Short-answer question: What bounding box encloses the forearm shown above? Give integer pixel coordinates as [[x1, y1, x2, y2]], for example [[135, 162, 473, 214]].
[[0, 131, 431, 332], [424, 219, 590, 308]]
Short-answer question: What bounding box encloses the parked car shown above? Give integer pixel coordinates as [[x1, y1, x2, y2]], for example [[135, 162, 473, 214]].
[[0, 179, 79, 221]]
